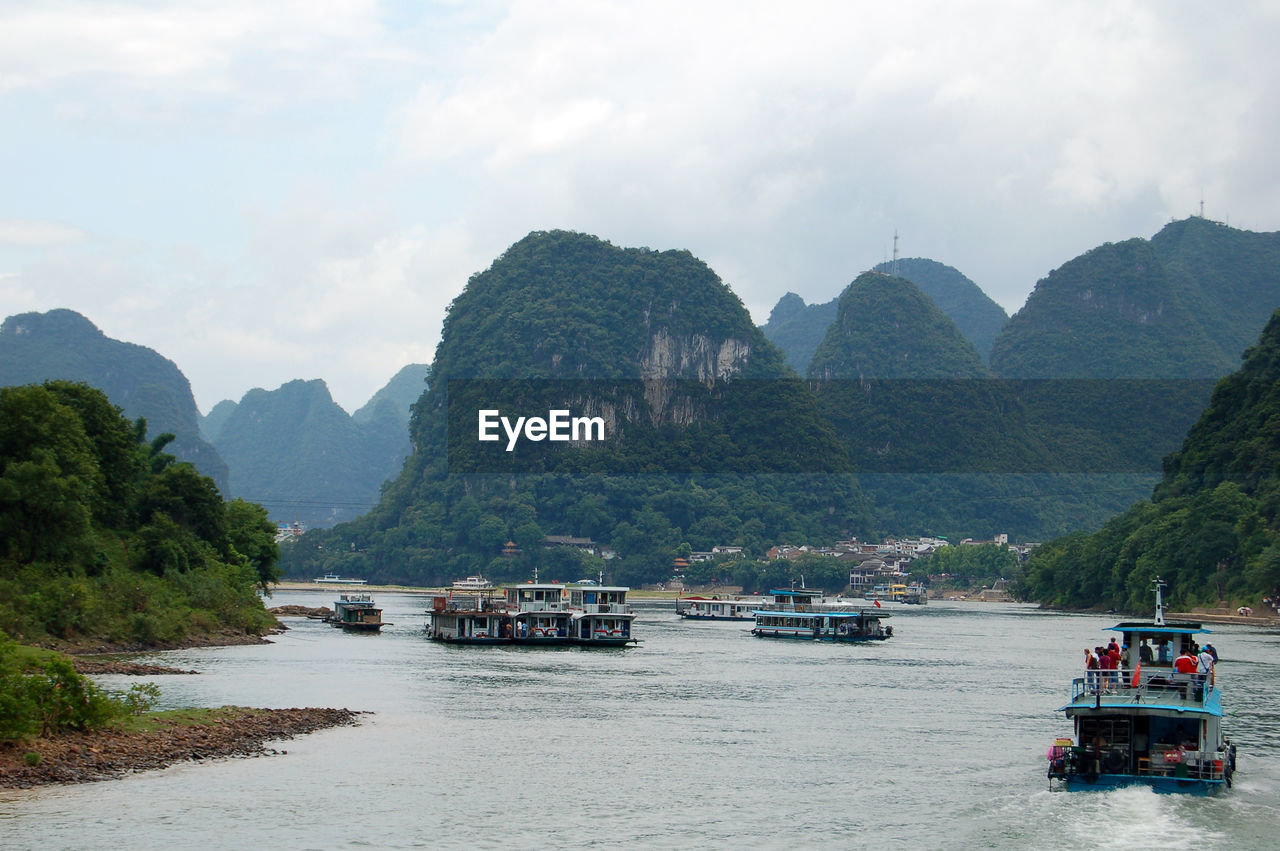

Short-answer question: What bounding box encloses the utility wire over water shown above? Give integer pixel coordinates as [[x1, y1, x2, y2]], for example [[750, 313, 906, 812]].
[[3, 594, 1277, 849]]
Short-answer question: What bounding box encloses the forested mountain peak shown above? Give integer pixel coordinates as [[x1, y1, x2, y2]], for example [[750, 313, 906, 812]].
[[429, 229, 778, 385], [284, 231, 868, 588], [869, 258, 1008, 363], [352, 363, 430, 425], [766, 292, 807, 326], [808, 271, 990, 379], [990, 220, 1280, 378]]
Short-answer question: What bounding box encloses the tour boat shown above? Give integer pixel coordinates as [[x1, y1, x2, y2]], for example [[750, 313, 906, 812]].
[[314, 573, 367, 585], [750, 589, 893, 642], [676, 594, 763, 620], [1046, 579, 1235, 794], [451, 575, 494, 590], [426, 579, 637, 647], [327, 593, 387, 632]]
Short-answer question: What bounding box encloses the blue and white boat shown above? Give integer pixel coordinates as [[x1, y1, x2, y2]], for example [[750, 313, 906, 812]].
[[750, 589, 892, 642], [1046, 579, 1236, 793]]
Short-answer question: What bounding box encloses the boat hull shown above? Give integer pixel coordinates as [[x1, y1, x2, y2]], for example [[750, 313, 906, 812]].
[[751, 628, 889, 642], [1060, 772, 1225, 795]]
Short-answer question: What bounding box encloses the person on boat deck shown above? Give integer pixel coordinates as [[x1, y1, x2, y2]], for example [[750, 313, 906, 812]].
[[1107, 642, 1122, 685], [1139, 639, 1154, 664], [1120, 643, 1131, 676], [1085, 648, 1099, 692], [1097, 645, 1118, 693], [1158, 639, 1173, 663], [1174, 647, 1198, 674], [1197, 644, 1215, 687], [1203, 642, 1219, 662]]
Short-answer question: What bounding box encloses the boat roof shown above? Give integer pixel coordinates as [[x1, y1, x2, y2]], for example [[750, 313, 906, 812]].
[[768, 589, 825, 598], [753, 608, 887, 618], [1060, 691, 1223, 718], [1106, 623, 1212, 636]]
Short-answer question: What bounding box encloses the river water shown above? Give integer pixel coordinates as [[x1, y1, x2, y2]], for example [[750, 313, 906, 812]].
[[2, 592, 1278, 850]]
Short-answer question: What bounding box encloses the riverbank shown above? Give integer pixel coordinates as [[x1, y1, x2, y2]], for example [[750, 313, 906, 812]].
[[0, 707, 361, 789]]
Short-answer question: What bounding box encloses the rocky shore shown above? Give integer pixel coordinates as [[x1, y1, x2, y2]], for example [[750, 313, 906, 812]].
[[0, 707, 361, 789]]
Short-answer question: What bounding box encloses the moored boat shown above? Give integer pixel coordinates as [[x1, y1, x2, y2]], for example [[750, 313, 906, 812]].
[[327, 593, 387, 632], [1046, 579, 1235, 794], [314, 573, 367, 585], [451, 575, 494, 590], [750, 589, 892, 642], [676, 594, 762, 620], [426, 579, 637, 647]]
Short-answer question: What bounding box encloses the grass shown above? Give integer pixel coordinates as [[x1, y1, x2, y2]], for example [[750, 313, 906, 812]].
[[109, 706, 247, 734]]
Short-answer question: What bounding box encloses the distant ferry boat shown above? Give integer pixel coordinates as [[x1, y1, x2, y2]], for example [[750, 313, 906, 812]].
[[676, 594, 762, 620], [314, 573, 367, 585], [451, 575, 494, 590], [327, 593, 387, 632], [1046, 579, 1235, 793], [427, 579, 637, 647], [751, 589, 893, 642]]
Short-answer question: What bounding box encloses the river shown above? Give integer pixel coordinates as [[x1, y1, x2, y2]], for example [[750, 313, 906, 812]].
[[2, 592, 1278, 850]]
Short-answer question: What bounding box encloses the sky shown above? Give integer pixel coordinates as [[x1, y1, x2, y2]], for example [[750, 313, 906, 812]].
[[2, 1, 1278, 414]]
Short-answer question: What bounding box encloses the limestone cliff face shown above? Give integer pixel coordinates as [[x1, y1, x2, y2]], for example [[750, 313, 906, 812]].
[[638, 329, 753, 383]]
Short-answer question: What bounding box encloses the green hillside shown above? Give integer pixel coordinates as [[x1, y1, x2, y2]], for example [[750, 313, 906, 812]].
[[0, 380, 278, 649], [870, 258, 1008, 363], [1022, 310, 1280, 610], [281, 230, 871, 587]]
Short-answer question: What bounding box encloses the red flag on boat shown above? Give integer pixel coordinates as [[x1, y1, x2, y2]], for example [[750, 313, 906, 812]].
[[1131, 662, 1141, 688], [874, 599, 881, 608]]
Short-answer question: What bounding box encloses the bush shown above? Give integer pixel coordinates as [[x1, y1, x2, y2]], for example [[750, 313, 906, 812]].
[[0, 640, 121, 740]]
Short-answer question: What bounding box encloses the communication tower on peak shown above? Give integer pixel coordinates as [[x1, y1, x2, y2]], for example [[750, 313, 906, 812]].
[[892, 230, 900, 277]]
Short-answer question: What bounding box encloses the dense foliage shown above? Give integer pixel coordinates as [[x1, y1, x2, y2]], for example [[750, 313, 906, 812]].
[[911, 542, 1020, 589], [0, 309, 228, 490], [0, 381, 279, 648], [1021, 310, 1280, 610], [0, 639, 121, 740]]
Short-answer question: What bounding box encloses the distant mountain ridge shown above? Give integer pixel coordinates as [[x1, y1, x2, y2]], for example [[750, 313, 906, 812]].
[[206, 375, 415, 529], [762, 257, 1007, 374], [352, 363, 429, 426], [990, 217, 1280, 378], [0, 308, 228, 490]]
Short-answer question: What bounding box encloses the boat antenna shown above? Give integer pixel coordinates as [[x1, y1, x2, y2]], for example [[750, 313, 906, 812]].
[[1152, 577, 1167, 626], [533, 565, 539, 583]]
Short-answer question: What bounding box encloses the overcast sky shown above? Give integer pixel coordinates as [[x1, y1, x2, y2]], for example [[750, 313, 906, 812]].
[[2, 1, 1277, 413]]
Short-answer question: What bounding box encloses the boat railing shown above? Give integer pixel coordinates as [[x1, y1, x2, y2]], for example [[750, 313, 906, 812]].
[[1052, 742, 1228, 781], [1070, 672, 1215, 705], [579, 603, 632, 614]]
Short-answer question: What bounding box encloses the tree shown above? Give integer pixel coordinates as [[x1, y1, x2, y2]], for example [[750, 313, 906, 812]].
[[227, 499, 281, 591]]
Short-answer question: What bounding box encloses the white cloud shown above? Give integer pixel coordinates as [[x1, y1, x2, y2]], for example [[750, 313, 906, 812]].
[[2, 0, 1279, 410], [0, 219, 85, 246]]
